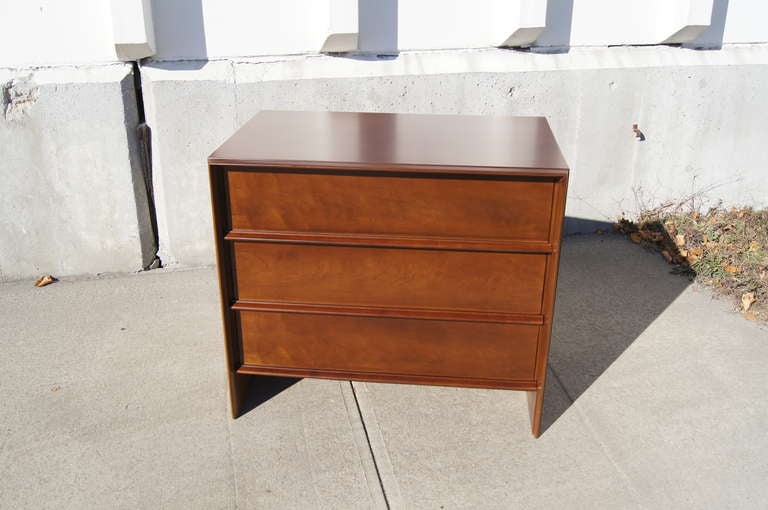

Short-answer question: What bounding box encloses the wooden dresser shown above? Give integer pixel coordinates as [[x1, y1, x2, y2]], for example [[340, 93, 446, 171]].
[[209, 111, 568, 437]]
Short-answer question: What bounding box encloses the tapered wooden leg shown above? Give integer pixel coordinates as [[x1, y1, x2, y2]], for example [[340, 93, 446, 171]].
[[527, 386, 545, 438], [228, 372, 253, 418]]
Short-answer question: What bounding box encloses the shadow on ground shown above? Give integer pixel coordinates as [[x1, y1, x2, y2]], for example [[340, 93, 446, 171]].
[[541, 233, 692, 433], [239, 375, 302, 414]]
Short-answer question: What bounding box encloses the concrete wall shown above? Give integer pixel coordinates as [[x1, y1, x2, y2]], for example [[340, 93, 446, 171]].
[[2, 1, 768, 279], [0, 64, 153, 282], [142, 45, 768, 267]]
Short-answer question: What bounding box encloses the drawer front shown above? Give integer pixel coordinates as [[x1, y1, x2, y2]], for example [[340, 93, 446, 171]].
[[227, 170, 554, 242], [234, 242, 547, 314], [239, 311, 539, 381]]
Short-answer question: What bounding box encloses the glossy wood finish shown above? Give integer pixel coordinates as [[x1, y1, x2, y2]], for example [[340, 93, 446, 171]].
[[239, 311, 539, 381], [530, 168, 569, 436], [209, 111, 569, 437], [228, 170, 553, 241], [210, 111, 568, 172], [233, 242, 547, 314]]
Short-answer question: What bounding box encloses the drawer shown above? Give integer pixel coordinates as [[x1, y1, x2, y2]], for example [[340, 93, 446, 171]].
[[233, 242, 547, 314], [227, 170, 554, 242], [238, 311, 539, 381]]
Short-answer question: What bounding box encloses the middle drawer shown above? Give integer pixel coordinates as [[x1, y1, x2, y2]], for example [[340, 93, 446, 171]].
[[233, 242, 546, 314]]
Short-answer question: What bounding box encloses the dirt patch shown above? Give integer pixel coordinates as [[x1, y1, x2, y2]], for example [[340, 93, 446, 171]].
[[616, 207, 768, 324]]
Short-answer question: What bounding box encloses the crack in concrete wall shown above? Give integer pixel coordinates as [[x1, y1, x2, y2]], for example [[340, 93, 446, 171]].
[[121, 64, 162, 271]]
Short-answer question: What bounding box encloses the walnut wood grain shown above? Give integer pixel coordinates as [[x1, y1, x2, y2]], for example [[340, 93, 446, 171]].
[[233, 241, 547, 314], [227, 169, 554, 242], [238, 311, 540, 382]]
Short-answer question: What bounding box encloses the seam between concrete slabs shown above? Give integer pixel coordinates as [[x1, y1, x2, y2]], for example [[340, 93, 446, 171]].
[[572, 394, 646, 509], [340, 381, 389, 509], [549, 359, 645, 507], [351, 381, 405, 509], [548, 365, 575, 403]]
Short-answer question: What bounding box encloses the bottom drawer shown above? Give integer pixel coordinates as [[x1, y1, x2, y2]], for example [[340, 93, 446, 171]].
[[238, 311, 539, 382]]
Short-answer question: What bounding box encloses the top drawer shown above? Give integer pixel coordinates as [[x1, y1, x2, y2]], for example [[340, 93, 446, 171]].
[[227, 169, 554, 242]]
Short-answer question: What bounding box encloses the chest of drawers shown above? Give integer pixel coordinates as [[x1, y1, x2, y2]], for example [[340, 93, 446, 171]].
[[209, 111, 568, 437]]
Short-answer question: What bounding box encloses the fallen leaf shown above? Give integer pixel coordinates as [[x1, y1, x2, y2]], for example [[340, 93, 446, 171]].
[[34, 275, 57, 287], [743, 312, 757, 322], [679, 249, 688, 257], [738, 210, 746, 218], [741, 292, 756, 312], [675, 234, 686, 247], [691, 247, 704, 256], [661, 250, 673, 263], [749, 241, 760, 252], [630, 233, 641, 244], [688, 253, 699, 264], [50, 384, 61, 392], [725, 265, 740, 274]]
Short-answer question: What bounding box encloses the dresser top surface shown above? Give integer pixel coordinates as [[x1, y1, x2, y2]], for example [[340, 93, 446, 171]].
[[209, 111, 568, 174]]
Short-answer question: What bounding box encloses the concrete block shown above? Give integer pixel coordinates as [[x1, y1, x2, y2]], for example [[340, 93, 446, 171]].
[[142, 45, 768, 268], [111, 0, 156, 60], [0, 64, 153, 281]]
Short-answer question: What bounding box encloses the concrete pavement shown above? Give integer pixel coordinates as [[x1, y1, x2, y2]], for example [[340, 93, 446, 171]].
[[1, 234, 767, 509]]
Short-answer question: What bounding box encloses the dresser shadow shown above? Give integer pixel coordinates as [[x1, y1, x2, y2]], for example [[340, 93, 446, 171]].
[[238, 375, 302, 414], [540, 230, 693, 433]]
